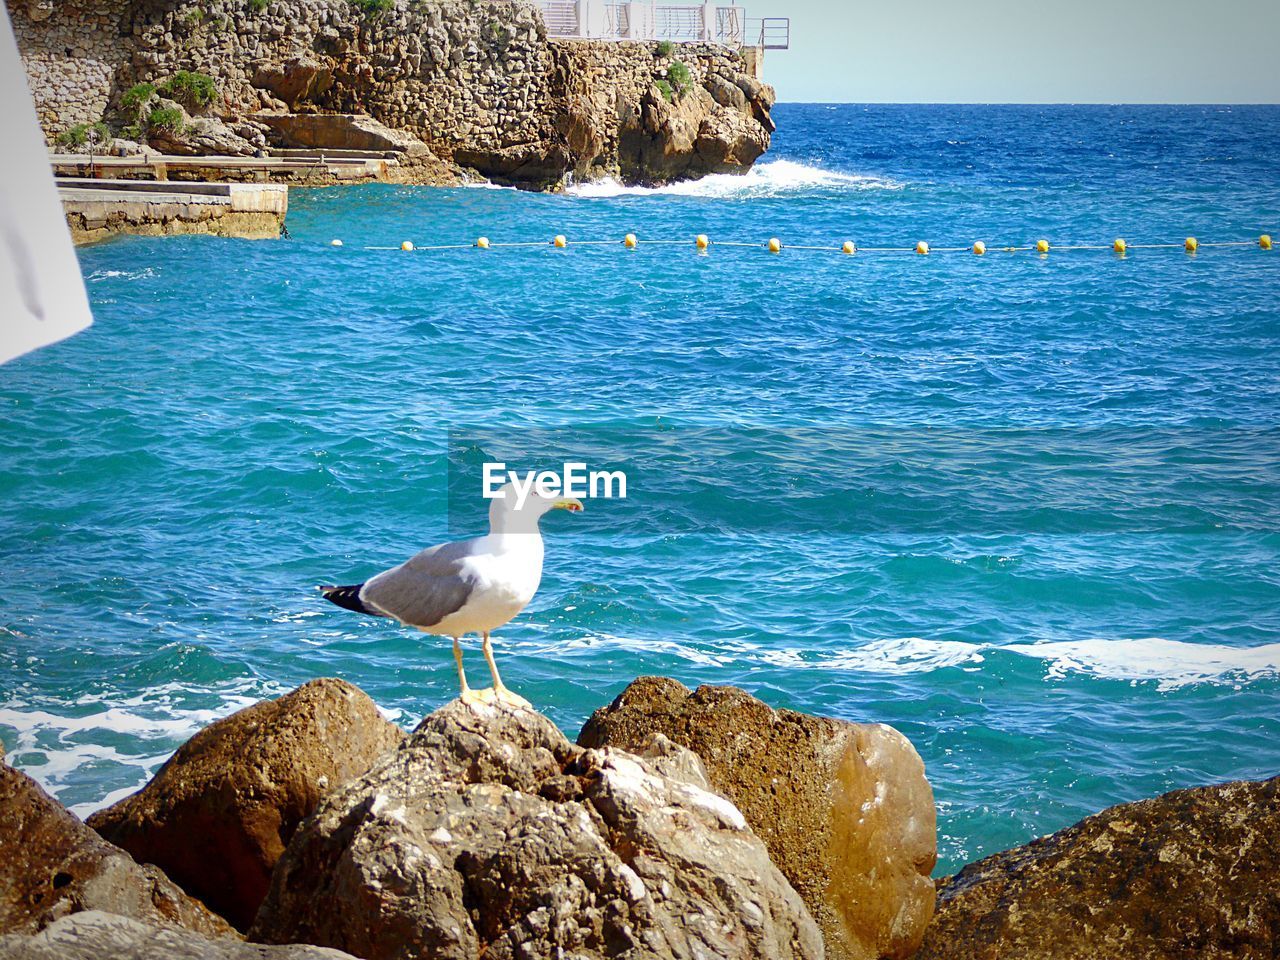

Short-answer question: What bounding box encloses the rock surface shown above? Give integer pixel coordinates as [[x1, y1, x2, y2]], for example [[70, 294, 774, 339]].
[[0, 910, 355, 960], [579, 677, 937, 960], [251, 114, 431, 159], [914, 774, 1280, 960], [251, 700, 822, 960], [0, 764, 234, 938], [88, 678, 404, 931], [144, 101, 262, 157]]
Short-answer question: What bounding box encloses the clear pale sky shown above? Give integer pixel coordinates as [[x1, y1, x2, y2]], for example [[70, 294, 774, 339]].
[[763, 0, 1280, 103]]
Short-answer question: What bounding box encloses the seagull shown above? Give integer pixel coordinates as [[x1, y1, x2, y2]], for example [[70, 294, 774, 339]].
[[320, 483, 583, 708]]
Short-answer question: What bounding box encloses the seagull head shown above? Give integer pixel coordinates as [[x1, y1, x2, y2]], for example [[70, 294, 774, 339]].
[[489, 482, 583, 534]]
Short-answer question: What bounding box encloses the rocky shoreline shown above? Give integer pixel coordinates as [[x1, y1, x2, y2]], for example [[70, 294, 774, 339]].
[[1, 677, 1276, 959], [9, 0, 777, 190]]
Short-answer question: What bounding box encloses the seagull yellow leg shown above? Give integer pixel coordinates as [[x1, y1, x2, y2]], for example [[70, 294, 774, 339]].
[[455, 637, 490, 706], [483, 631, 531, 709]]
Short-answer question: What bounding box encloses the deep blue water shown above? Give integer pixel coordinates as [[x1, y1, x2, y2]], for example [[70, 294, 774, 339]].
[[2, 104, 1279, 873]]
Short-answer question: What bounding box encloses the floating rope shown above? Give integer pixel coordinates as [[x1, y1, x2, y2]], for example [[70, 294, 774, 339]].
[[353, 233, 1275, 256]]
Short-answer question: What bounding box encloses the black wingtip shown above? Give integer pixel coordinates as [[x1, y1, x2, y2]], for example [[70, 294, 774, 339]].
[[320, 583, 377, 616]]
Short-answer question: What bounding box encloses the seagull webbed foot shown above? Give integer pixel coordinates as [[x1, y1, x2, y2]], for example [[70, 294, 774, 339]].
[[493, 685, 532, 710], [460, 687, 496, 707]]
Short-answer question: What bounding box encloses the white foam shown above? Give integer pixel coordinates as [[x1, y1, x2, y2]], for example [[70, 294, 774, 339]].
[[85, 267, 156, 282], [0, 677, 289, 816], [817, 636, 1280, 691], [1002, 638, 1280, 692], [516, 632, 1280, 691], [563, 160, 902, 199], [816, 637, 987, 675]]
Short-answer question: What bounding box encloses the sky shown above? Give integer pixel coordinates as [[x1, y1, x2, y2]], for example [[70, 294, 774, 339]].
[[763, 0, 1280, 103]]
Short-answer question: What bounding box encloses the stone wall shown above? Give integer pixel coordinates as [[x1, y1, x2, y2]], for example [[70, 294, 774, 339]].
[[8, 0, 134, 135], [6, 0, 775, 188]]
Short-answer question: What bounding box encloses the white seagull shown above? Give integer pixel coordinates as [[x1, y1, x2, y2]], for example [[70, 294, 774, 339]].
[[321, 483, 583, 708]]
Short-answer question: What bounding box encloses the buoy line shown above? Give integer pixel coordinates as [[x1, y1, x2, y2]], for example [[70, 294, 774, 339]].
[[353, 233, 1274, 256]]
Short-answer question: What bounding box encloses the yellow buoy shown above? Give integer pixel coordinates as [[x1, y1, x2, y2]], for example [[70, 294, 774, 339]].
[[401, 241, 414, 251], [1185, 237, 1198, 253], [476, 237, 490, 249], [1113, 238, 1127, 254], [767, 237, 781, 253], [972, 241, 986, 256], [1035, 239, 1050, 254], [1262, 234, 1273, 250], [624, 233, 637, 248], [841, 240, 856, 255], [330, 239, 343, 247], [553, 234, 567, 248], [695, 234, 709, 250], [915, 241, 929, 255]]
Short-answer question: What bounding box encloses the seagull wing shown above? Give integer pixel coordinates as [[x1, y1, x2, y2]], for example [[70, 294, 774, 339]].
[[359, 537, 481, 630]]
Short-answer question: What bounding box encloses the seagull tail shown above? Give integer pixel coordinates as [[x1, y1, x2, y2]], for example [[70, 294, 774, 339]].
[[320, 583, 380, 617]]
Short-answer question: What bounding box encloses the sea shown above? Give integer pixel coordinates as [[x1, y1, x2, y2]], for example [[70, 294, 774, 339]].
[[2, 104, 1278, 874]]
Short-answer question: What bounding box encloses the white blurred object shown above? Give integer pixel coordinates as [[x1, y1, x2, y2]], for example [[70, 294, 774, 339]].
[[0, 5, 92, 366]]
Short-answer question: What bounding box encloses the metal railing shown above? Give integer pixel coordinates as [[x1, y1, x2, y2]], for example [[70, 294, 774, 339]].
[[540, 0, 579, 36], [529, 0, 787, 48], [714, 6, 743, 45], [604, 3, 631, 35], [745, 15, 789, 49], [654, 5, 701, 42]]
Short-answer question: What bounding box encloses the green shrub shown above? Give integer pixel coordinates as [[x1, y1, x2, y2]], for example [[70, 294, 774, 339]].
[[654, 79, 674, 103], [147, 106, 186, 133], [247, 0, 268, 10], [56, 122, 111, 149], [666, 59, 692, 95], [121, 123, 142, 140], [121, 82, 156, 115], [161, 70, 217, 108], [655, 39, 674, 57], [348, 0, 394, 15]]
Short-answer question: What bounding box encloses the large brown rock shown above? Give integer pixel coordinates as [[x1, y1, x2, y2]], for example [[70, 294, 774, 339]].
[[579, 677, 937, 960], [252, 57, 334, 111], [915, 774, 1280, 960], [250, 114, 432, 159], [251, 699, 822, 960], [144, 100, 261, 157], [88, 678, 404, 931], [0, 764, 234, 938], [0, 910, 355, 960]]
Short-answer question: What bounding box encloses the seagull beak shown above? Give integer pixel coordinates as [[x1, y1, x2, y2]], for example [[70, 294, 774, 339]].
[[554, 496, 584, 513]]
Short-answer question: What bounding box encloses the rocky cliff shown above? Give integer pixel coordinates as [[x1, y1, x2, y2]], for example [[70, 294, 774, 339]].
[[7, 0, 775, 189]]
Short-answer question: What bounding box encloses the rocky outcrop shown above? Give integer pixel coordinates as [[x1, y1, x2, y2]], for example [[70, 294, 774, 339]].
[[143, 101, 264, 158], [251, 114, 430, 158], [579, 677, 937, 960], [251, 57, 333, 113], [915, 774, 1280, 960], [88, 679, 404, 931], [0, 763, 234, 939], [251, 699, 822, 960], [0, 911, 356, 960], [7, 0, 775, 189]]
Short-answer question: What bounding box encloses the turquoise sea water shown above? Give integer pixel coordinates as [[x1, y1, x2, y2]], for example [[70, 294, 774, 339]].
[[2, 104, 1279, 873]]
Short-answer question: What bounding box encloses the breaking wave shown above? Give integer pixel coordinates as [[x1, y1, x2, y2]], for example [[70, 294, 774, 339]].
[[524, 632, 1280, 692], [563, 160, 903, 199], [0, 677, 290, 817]]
